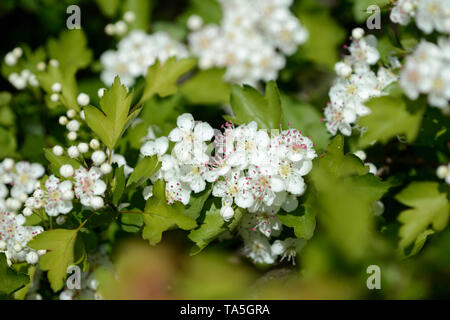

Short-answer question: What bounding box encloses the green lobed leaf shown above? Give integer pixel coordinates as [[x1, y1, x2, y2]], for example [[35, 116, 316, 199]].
[[84, 77, 134, 150], [28, 229, 79, 292], [278, 202, 316, 240], [47, 29, 92, 73], [184, 185, 212, 220], [308, 136, 390, 260], [396, 182, 450, 251], [0, 253, 30, 296], [138, 57, 197, 106], [229, 81, 282, 130], [188, 201, 226, 255], [142, 180, 197, 245], [180, 68, 230, 105], [126, 155, 161, 187], [120, 210, 144, 233], [357, 94, 426, 148], [112, 165, 126, 205]]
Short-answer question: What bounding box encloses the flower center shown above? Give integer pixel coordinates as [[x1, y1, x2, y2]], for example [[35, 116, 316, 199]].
[[280, 164, 292, 177]]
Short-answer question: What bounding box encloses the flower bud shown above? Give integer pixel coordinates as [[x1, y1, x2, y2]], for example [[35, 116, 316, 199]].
[[90, 139, 100, 150], [67, 131, 77, 141], [67, 146, 80, 159], [52, 145, 64, 156], [77, 142, 89, 154], [60, 164, 74, 177], [92, 150, 106, 165], [77, 93, 90, 106], [91, 196, 104, 209]]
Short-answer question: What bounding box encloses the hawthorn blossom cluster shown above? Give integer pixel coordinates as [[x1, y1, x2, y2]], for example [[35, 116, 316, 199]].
[[399, 38, 450, 111], [0, 211, 44, 265], [3, 47, 40, 90], [0, 159, 44, 213], [188, 0, 308, 85], [436, 164, 450, 185], [141, 113, 317, 264], [390, 0, 450, 34], [324, 29, 398, 136], [100, 31, 189, 87]]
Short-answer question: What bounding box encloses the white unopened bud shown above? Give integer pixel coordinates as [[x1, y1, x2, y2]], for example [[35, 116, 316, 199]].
[[220, 206, 234, 221], [13, 77, 27, 90], [51, 82, 62, 93], [12, 47, 23, 58], [33, 189, 44, 198], [26, 252, 39, 264], [36, 61, 46, 71], [19, 193, 28, 202], [100, 163, 112, 174], [52, 145, 64, 156], [436, 165, 449, 179], [67, 120, 80, 132], [56, 216, 66, 225], [92, 150, 106, 165], [366, 162, 377, 175], [123, 11, 136, 23], [14, 243, 22, 252], [115, 21, 127, 35], [50, 93, 59, 102], [49, 59, 59, 67], [67, 131, 77, 141], [352, 27, 365, 40], [334, 62, 352, 78], [353, 150, 367, 161], [59, 116, 68, 125], [90, 196, 104, 209], [28, 74, 39, 87], [77, 93, 90, 106], [402, 1, 414, 13], [2, 158, 14, 171], [105, 24, 116, 35], [4, 53, 17, 66], [21, 69, 31, 79], [97, 88, 106, 98], [90, 139, 100, 150], [60, 164, 74, 177], [37, 249, 47, 256], [0, 240, 6, 250], [77, 142, 89, 154], [80, 110, 85, 120], [23, 207, 33, 217], [187, 15, 203, 31], [6, 198, 21, 211], [67, 146, 80, 159], [67, 109, 77, 119]]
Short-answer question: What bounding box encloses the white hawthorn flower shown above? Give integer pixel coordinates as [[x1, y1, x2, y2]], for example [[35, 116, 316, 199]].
[[271, 238, 306, 265], [0, 210, 43, 265], [32, 175, 73, 217], [212, 170, 254, 211], [73, 168, 106, 208], [10, 161, 45, 198], [169, 113, 214, 162], [140, 136, 169, 157]]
